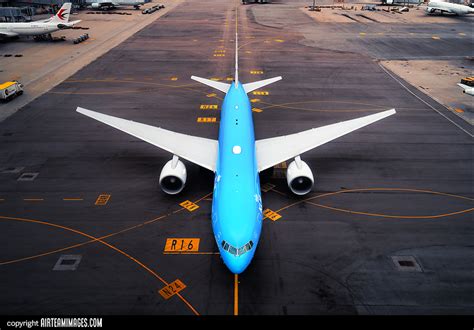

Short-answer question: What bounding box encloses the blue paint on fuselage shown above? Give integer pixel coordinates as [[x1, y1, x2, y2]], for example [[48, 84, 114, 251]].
[[212, 82, 263, 274]]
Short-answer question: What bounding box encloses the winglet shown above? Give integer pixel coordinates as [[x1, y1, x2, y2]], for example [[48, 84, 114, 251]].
[[191, 76, 231, 94], [243, 76, 282, 94]]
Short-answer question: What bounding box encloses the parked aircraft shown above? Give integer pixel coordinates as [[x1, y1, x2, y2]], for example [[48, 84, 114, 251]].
[[76, 31, 396, 274], [426, 1, 474, 15], [458, 83, 474, 96], [85, 0, 146, 10], [0, 3, 81, 39]]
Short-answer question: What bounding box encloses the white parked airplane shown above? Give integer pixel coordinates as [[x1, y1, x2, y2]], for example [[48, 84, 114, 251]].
[[85, 0, 146, 10], [457, 83, 474, 96], [426, 1, 474, 15], [0, 3, 81, 39]]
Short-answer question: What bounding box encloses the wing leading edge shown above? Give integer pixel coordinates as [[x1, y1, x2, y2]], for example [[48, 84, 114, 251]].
[[255, 109, 396, 172], [76, 107, 218, 172]]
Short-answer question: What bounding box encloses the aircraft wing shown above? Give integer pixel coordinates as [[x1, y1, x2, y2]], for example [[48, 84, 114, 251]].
[[255, 109, 396, 172], [0, 31, 19, 37], [68, 20, 82, 25], [76, 107, 218, 172]]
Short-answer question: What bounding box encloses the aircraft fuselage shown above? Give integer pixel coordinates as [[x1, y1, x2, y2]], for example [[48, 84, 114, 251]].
[[212, 82, 263, 274]]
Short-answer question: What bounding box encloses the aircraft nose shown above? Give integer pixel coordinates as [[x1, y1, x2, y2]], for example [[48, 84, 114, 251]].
[[222, 252, 252, 274]]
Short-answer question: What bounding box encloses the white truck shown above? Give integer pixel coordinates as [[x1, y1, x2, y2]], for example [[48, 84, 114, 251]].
[[0, 81, 23, 102]]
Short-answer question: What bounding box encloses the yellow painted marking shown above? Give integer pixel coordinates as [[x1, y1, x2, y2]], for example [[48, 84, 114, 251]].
[[170, 77, 178, 81], [245, 51, 252, 54], [455, 108, 464, 113], [214, 49, 226, 53], [193, 39, 198, 42], [458, 33, 466, 36], [63, 198, 83, 201], [158, 279, 186, 300], [179, 200, 200, 211], [377, 32, 384, 35], [274, 39, 284, 42], [264, 40, 270, 43], [359, 32, 366, 36], [261, 183, 276, 193], [250, 70, 264, 75], [263, 209, 282, 221], [23, 198, 44, 202], [252, 108, 263, 113], [0, 214, 201, 316], [234, 274, 239, 316], [253, 91, 269, 96], [250, 98, 260, 103], [432, 36, 440, 40], [213, 53, 225, 57], [95, 194, 111, 206], [200, 104, 218, 110], [164, 238, 200, 252], [197, 117, 217, 123], [226, 77, 234, 81], [163, 251, 219, 255], [219, 39, 224, 42], [207, 93, 217, 98], [210, 77, 221, 81]]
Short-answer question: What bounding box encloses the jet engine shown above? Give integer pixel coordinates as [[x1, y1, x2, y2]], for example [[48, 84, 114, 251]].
[[159, 156, 187, 195], [91, 3, 101, 9], [286, 156, 314, 195], [426, 7, 435, 13]]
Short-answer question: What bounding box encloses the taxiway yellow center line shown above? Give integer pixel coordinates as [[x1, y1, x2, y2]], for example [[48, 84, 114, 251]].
[[272, 188, 474, 219], [234, 274, 239, 316], [0, 189, 213, 266], [0, 190, 214, 266], [305, 201, 474, 219], [63, 198, 83, 201], [23, 198, 44, 202], [0, 214, 200, 316]]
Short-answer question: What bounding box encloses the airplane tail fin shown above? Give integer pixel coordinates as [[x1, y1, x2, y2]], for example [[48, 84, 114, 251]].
[[191, 30, 282, 94], [51, 3, 72, 23], [243, 76, 282, 94], [191, 76, 231, 93]]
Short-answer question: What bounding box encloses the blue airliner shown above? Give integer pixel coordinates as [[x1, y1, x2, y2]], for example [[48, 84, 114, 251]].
[[76, 32, 395, 274]]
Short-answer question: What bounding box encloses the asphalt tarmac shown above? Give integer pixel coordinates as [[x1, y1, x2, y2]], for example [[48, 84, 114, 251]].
[[0, 0, 472, 315]]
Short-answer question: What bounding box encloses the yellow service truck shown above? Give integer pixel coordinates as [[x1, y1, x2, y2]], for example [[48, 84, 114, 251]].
[[0, 81, 23, 102]]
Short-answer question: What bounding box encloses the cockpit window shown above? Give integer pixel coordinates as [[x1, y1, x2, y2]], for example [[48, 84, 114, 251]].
[[221, 240, 254, 256]]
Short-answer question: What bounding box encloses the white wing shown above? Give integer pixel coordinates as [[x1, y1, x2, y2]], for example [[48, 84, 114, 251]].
[[255, 109, 396, 172], [243, 76, 282, 94], [76, 107, 218, 171]]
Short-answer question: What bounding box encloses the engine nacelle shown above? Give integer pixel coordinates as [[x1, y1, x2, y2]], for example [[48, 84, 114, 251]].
[[159, 156, 187, 195], [91, 3, 101, 9], [426, 7, 435, 13], [286, 157, 314, 195]]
